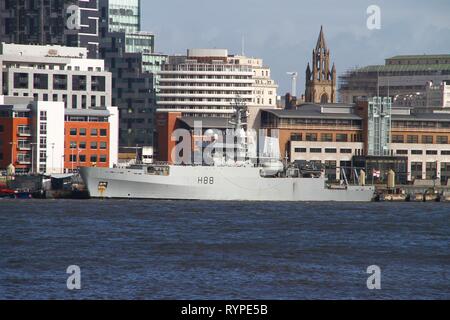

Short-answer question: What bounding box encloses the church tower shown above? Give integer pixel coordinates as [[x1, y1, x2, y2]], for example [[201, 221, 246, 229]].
[[305, 26, 337, 104]]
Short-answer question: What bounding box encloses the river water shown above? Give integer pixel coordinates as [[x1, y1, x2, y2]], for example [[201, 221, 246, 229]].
[[0, 200, 448, 299]]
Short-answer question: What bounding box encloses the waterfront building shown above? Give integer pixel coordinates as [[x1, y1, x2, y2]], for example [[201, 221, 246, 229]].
[[0, 0, 100, 58], [0, 43, 112, 110], [0, 96, 118, 174], [305, 26, 337, 104], [157, 49, 278, 130], [228, 55, 278, 129], [339, 55, 450, 104], [260, 102, 450, 185], [99, 0, 167, 147], [260, 104, 364, 181]]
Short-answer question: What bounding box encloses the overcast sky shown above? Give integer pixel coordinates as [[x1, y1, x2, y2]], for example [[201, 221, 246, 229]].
[[141, 0, 450, 94]]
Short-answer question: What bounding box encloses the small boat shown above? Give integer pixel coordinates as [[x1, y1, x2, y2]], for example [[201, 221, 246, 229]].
[[0, 188, 33, 199]]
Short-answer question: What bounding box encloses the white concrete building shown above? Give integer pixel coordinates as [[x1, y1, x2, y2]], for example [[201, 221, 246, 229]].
[[0, 43, 112, 109], [32, 101, 65, 174], [157, 49, 278, 129]]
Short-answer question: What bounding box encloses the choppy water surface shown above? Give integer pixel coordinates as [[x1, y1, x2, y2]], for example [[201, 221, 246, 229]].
[[0, 200, 449, 299]]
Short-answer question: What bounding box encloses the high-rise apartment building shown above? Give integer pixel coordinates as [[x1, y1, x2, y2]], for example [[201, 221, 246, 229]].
[[157, 49, 278, 129], [0, 0, 100, 58]]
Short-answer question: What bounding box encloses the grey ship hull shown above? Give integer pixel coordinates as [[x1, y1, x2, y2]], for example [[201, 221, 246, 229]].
[[80, 166, 375, 202]]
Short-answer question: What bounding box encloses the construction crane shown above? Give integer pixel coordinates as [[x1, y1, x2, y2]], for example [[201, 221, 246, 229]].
[[286, 72, 298, 97]]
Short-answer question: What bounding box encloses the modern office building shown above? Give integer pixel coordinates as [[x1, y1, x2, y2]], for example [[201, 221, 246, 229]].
[[0, 95, 118, 174], [157, 49, 278, 129], [0, 0, 100, 58], [260, 101, 450, 185], [0, 43, 112, 110], [339, 54, 450, 104], [99, 0, 167, 147], [261, 104, 364, 181]]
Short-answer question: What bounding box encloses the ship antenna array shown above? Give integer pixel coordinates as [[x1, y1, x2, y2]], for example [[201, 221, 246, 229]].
[[229, 95, 248, 130]]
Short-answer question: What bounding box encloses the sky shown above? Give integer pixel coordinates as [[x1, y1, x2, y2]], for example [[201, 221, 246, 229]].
[[141, 0, 450, 95]]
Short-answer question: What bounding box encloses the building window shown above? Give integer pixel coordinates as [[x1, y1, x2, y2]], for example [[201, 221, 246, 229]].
[[396, 150, 408, 155], [306, 133, 317, 141], [422, 136, 433, 144], [79, 142, 86, 149], [411, 150, 423, 155], [91, 129, 98, 136], [90, 155, 98, 163], [79, 155, 86, 163], [70, 142, 77, 149], [70, 128, 77, 136], [426, 150, 438, 155], [100, 129, 107, 137], [13, 73, 29, 89], [0, 125, 3, 133], [70, 155, 77, 162], [437, 136, 449, 144], [321, 133, 332, 142], [411, 162, 423, 180], [72, 95, 78, 109], [90, 142, 98, 150], [33, 74, 48, 90], [336, 134, 348, 142], [426, 162, 437, 180], [72, 75, 87, 91], [340, 149, 352, 154], [291, 133, 302, 141], [407, 135, 419, 144], [294, 148, 307, 153], [99, 155, 107, 163], [100, 142, 107, 150], [310, 148, 322, 153], [392, 135, 404, 143], [442, 151, 450, 155], [325, 148, 337, 154], [80, 128, 87, 136]]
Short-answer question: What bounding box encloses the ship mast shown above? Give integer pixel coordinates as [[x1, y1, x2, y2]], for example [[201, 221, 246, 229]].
[[228, 96, 250, 164]]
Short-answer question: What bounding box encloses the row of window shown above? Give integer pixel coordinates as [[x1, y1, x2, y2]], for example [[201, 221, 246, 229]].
[[294, 148, 354, 154], [69, 141, 107, 150], [396, 150, 450, 156], [69, 128, 108, 137], [392, 135, 449, 144], [291, 133, 362, 143], [10, 92, 107, 109], [13, 73, 106, 92], [69, 155, 107, 163]]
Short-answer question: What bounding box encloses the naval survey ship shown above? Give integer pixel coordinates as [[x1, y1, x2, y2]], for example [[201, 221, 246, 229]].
[[80, 102, 375, 202]]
